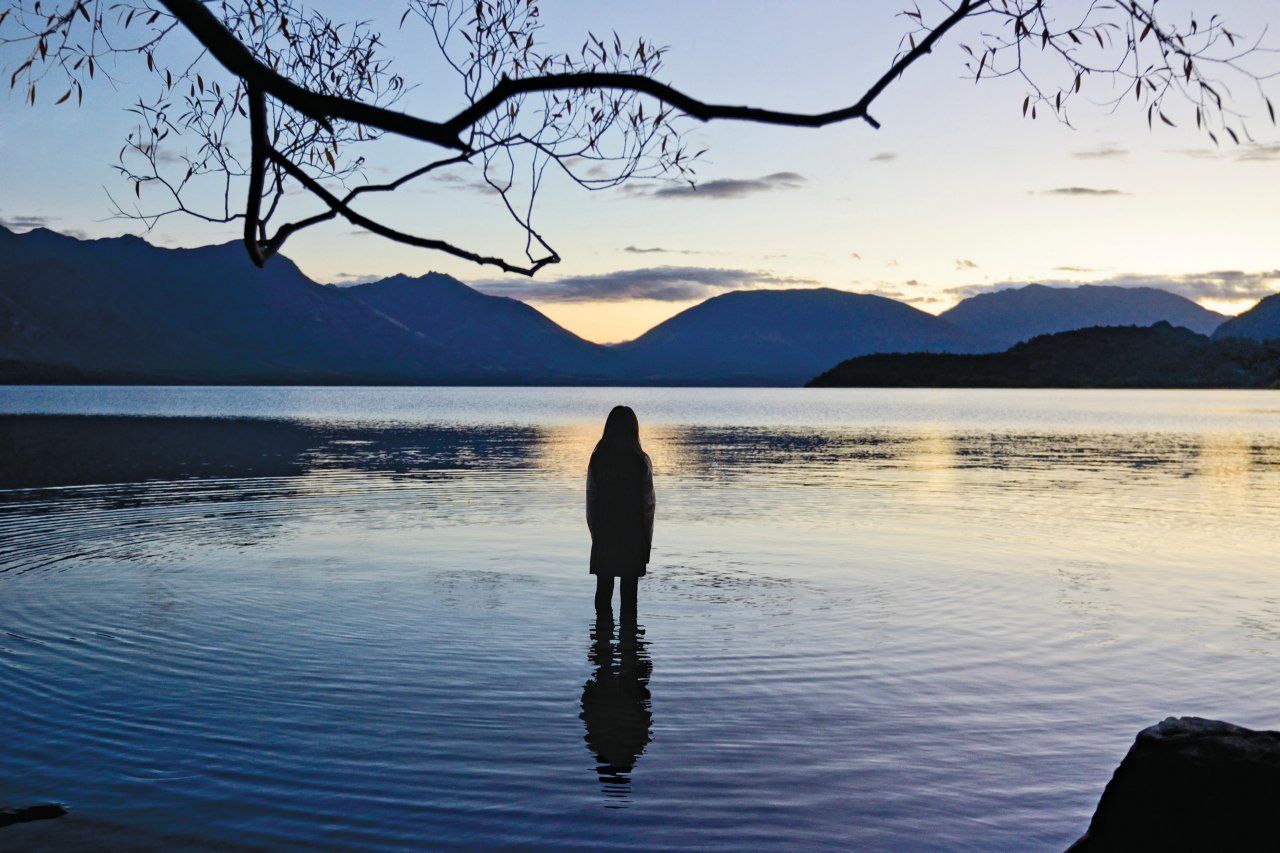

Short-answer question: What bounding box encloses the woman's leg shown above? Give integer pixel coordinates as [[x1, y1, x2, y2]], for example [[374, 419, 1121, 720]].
[[620, 576, 639, 618], [594, 574, 615, 613]]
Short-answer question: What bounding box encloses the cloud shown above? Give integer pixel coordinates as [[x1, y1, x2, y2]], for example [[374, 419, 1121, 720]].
[[1175, 148, 1223, 160], [473, 265, 817, 303], [955, 258, 979, 270], [1036, 187, 1128, 196], [0, 214, 87, 239], [864, 280, 941, 305], [417, 170, 492, 195], [0, 214, 55, 230], [622, 245, 707, 256], [326, 272, 384, 286], [1053, 265, 1102, 273], [1175, 144, 1280, 162], [946, 270, 1280, 302], [647, 171, 805, 200], [1236, 143, 1280, 162], [1073, 145, 1129, 160], [869, 152, 897, 162]]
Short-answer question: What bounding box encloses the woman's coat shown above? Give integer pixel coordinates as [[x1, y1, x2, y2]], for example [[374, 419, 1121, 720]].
[[586, 452, 655, 577]]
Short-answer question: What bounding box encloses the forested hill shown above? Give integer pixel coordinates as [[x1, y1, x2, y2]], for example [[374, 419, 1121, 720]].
[[808, 323, 1280, 389]]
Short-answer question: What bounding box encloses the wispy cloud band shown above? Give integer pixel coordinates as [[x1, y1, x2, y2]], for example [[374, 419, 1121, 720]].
[[646, 171, 805, 200], [948, 270, 1280, 302], [474, 265, 816, 303], [1036, 186, 1128, 196]]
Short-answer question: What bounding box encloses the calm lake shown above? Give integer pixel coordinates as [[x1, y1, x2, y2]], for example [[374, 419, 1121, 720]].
[[2, 386, 1279, 851]]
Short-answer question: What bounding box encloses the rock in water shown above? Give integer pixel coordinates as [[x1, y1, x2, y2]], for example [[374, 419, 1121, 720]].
[[1070, 717, 1280, 851], [0, 802, 68, 828]]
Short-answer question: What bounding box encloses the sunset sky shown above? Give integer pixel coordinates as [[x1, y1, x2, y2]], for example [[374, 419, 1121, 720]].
[[2, 1, 1278, 342]]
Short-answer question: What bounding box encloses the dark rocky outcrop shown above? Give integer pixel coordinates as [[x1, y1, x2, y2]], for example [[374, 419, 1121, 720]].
[[0, 803, 67, 828], [1070, 717, 1280, 851]]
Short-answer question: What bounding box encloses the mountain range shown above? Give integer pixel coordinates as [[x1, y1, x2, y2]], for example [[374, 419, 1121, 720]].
[[939, 283, 1226, 350], [613, 288, 987, 384], [0, 227, 610, 384], [2, 225, 1278, 386]]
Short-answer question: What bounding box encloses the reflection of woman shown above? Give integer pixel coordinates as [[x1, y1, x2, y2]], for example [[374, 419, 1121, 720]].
[[580, 616, 653, 804], [586, 406, 655, 615]]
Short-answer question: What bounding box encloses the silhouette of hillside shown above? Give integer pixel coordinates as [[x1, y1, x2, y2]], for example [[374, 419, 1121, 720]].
[[808, 322, 1280, 388], [4, 226, 1273, 387], [940, 283, 1226, 350], [347, 273, 615, 381], [1213, 292, 1280, 344], [612, 288, 988, 385], [0, 226, 604, 384]]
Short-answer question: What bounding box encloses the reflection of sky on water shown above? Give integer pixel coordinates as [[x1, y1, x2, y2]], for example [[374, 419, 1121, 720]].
[[5, 411, 1279, 577], [1, 388, 1279, 850]]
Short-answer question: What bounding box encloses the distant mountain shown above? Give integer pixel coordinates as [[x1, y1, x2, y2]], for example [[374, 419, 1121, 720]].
[[347, 273, 614, 381], [0, 226, 605, 384], [1212, 292, 1280, 343], [612, 288, 988, 385], [809, 322, 1280, 388], [940, 284, 1226, 351], [6, 225, 1267, 387]]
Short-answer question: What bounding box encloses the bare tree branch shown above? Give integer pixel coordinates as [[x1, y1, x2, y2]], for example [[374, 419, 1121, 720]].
[[2, 0, 1274, 276], [267, 146, 559, 275]]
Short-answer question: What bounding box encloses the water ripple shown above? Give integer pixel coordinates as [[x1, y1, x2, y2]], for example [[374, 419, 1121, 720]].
[[2, 392, 1280, 850]]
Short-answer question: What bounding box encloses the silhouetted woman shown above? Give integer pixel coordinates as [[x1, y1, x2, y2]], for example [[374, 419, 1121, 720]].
[[586, 406, 655, 615]]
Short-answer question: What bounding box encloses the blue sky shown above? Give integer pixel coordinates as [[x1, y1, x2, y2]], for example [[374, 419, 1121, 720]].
[[2, 1, 1279, 341]]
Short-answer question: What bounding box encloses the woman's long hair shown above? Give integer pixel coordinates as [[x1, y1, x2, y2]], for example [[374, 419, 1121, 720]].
[[591, 405, 646, 475]]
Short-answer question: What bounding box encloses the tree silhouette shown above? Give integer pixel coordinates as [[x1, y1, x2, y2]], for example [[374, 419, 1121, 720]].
[[2, 0, 1275, 274]]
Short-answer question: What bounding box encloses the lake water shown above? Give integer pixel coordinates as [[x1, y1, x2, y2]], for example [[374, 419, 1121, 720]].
[[2, 386, 1279, 851]]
